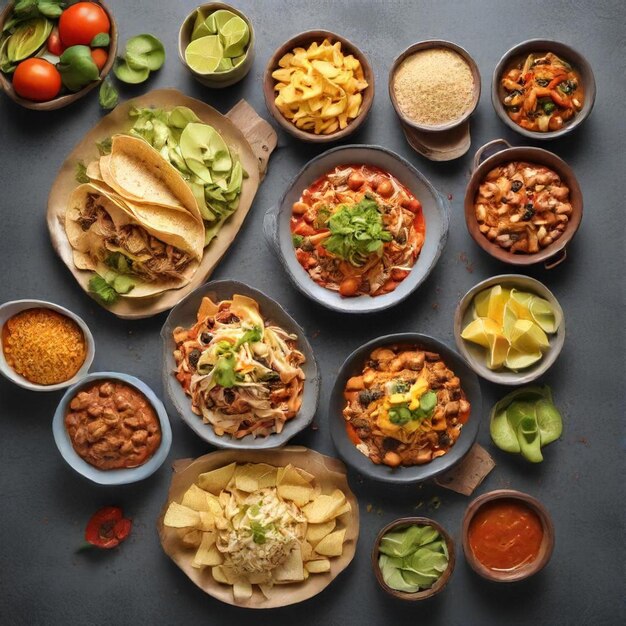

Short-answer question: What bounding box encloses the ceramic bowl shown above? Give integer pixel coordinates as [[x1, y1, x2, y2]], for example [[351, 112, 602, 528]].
[[52, 372, 172, 485], [160, 280, 320, 449], [178, 2, 254, 88], [389, 39, 481, 133], [0, 1, 117, 111], [263, 145, 449, 314], [492, 39, 596, 140], [263, 30, 374, 143], [372, 516, 456, 600], [0, 299, 95, 391], [465, 138, 583, 269], [462, 489, 555, 582], [454, 274, 565, 385], [329, 333, 482, 484]]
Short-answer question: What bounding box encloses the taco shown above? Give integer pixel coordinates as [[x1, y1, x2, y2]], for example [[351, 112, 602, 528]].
[[66, 184, 203, 299], [98, 135, 203, 223]]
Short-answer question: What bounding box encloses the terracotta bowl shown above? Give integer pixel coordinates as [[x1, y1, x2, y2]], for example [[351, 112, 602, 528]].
[[462, 490, 555, 582], [372, 516, 456, 601], [178, 2, 255, 89], [0, 1, 117, 111], [464, 138, 583, 269], [263, 30, 374, 143], [492, 39, 596, 140], [454, 274, 565, 385]]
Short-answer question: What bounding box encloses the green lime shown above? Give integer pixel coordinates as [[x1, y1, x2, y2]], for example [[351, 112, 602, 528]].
[[191, 18, 212, 41], [204, 14, 218, 35], [185, 35, 224, 75], [232, 54, 246, 67], [216, 57, 233, 72], [220, 15, 249, 58], [211, 9, 237, 31]]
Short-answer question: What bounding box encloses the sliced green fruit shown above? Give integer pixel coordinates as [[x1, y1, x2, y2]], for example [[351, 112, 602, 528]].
[[185, 35, 223, 75], [473, 287, 491, 318], [505, 347, 543, 370], [529, 296, 560, 333], [7, 18, 52, 62], [211, 9, 238, 31], [510, 319, 550, 352], [232, 53, 246, 66], [114, 58, 150, 84], [220, 15, 250, 57], [216, 56, 233, 72], [461, 317, 502, 349], [124, 34, 166, 71], [487, 333, 509, 370], [191, 9, 211, 40]]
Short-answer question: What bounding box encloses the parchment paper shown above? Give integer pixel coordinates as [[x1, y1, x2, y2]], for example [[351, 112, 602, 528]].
[[47, 89, 277, 319], [157, 447, 360, 609]]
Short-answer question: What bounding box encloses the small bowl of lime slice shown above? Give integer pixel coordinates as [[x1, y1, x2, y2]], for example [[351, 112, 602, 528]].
[[178, 3, 254, 88]]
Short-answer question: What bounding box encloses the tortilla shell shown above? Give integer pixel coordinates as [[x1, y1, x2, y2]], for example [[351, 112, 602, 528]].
[[47, 89, 275, 318], [65, 184, 200, 299], [102, 135, 203, 224], [157, 447, 359, 609]]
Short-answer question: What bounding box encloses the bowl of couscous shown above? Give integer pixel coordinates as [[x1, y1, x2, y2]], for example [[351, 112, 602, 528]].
[[388, 40, 481, 160]]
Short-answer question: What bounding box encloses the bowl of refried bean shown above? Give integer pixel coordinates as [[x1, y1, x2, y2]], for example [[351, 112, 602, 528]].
[[53, 372, 172, 485]]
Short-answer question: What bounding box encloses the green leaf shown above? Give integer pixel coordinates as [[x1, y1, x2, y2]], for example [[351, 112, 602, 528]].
[[75, 161, 89, 183], [90, 32, 110, 48], [88, 274, 117, 304], [96, 136, 112, 155], [98, 78, 118, 110], [322, 197, 392, 266], [214, 354, 237, 388], [37, 0, 64, 19], [235, 326, 262, 349]]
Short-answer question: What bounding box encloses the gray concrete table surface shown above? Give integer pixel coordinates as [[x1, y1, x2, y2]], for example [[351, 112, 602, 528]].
[[0, 1, 623, 624]]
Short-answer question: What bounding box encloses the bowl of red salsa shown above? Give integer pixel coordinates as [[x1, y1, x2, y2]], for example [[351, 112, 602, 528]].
[[462, 489, 555, 582]]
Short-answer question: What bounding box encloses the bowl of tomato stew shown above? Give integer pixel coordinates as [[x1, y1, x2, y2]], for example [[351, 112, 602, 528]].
[[263, 145, 449, 314], [52, 372, 172, 485], [492, 39, 596, 140], [329, 333, 481, 484], [462, 489, 555, 582]]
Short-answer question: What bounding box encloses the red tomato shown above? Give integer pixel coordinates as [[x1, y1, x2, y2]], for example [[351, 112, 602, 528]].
[[47, 27, 64, 56], [12, 58, 62, 102], [90, 48, 108, 71], [59, 2, 110, 47]]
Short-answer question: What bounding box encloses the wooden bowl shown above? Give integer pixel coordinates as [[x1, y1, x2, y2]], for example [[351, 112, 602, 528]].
[[263, 30, 374, 143], [0, 1, 117, 111], [464, 138, 583, 269], [462, 490, 555, 582], [178, 2, 255, 89], [372, 517, 456, 601], [492, 39, 596, 141]]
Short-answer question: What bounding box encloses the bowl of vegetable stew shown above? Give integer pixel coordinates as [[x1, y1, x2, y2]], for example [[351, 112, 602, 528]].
[[263, 145, 449, 314], [0, 1, 117, 110], [464, 139, 583, 269], [492, 39, 596, 140]]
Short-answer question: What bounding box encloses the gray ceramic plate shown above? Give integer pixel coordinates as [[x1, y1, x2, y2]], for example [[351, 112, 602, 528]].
[[329, 333, 482, 484], [263, 145, 449, 313], [454, 274, 565, 385], [160, 280, 320, 449]]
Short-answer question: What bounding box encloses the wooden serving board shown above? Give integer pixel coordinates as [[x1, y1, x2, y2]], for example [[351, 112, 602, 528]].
[[47, 89, 277, 319]]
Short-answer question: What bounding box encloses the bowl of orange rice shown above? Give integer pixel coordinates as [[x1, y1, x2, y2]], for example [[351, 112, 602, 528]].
[[0, 299, 95, 392]]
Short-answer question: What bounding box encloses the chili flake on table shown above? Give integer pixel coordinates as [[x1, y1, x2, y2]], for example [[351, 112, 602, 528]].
[[2, 308, 86, 385]]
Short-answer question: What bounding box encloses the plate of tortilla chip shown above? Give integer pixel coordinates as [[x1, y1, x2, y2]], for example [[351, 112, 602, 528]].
[[157, 447, 359, 608], [47, 89, 276, 318]]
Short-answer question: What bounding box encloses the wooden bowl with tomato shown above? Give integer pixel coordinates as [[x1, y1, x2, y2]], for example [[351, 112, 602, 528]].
[[0, 1, 117, 110]]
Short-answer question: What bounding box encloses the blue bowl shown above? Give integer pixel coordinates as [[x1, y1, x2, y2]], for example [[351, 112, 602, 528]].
[[52, 372, 172, 485], [329, 333, 482, 484]]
